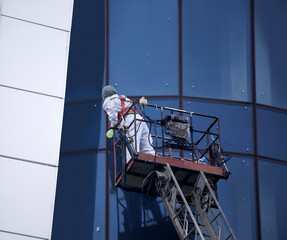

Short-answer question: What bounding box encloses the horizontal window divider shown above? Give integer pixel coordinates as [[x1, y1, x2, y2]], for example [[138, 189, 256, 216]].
[[183, 96, 252, 106], [64, 95, 179, 106], [64, 95, 287, 110], [223, 151, 287, 165], [257, 155, 287, 165], [65, 97, 102, 105], [60, 149, 287, 165], [224, 151, 254, 158], [60, 148, 107, 157], [128, 95, 179, 100], [256, 103, 287, 114]]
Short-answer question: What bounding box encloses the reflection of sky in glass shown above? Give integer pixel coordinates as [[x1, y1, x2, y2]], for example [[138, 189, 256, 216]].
[[257, 108, 287, 161], [61, 101, 105, 152], [217, 156, 256, 240], [259, 160, 287, 240], [109, 187, 178, 239], [110, 0, 178, 96], [184, 100, 252, 153], [255, 0, 287, 109], [53, 152, 105, 240], [183, 0, 250, 101]]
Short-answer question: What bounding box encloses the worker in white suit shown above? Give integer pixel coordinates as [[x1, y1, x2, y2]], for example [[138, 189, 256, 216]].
[[102, 85, 155, 162]]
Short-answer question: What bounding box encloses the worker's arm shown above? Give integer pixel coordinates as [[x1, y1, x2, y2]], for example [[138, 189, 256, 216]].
[[103, 97, 121, 128], [105, 107, 118, 128]]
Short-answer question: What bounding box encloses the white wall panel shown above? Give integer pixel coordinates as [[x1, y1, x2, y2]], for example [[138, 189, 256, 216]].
[[0, 232, 38, 240], [0, 87, 63, 166], [0, 157, 57, 239], [1, 0, 73, 31], [0, 16, 70, 98]]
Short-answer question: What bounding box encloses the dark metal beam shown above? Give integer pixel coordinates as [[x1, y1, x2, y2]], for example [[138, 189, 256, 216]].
[[250, 0, 262, 238]]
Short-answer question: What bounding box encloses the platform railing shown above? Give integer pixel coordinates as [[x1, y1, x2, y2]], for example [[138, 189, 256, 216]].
[[113, 100, 230, 187]]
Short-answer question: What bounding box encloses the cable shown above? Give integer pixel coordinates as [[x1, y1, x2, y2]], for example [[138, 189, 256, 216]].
[[150, 121, 158, 170], [139, 104, 156, 123], [142, 170, 159, 201], [221, 149, 232, 163], [137, 104, 163, 197], [124, 114, 143, 138], [139, 104, 162, 149], [126, 103, 160, 174]]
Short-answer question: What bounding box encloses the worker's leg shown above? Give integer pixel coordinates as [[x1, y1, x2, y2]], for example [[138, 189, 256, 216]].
[[124, 115, 155, 161], [124, 115, 137, 162], [139, 121, 155, 155], [128, 115, 155, 155]]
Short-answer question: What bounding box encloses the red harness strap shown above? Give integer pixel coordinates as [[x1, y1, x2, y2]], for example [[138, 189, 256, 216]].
[[105, 96, 138, 129], [118, 96, 134, 116]]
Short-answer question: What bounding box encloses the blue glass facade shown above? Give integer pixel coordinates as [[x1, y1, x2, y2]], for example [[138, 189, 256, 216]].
[[52, 0, 287, 240], [52, 0, 106, 239], [110, 0, 178, 96], [183, 0, 251, 102], [217, 157, 256, 240], [255, 0, 287, 109], [259, 160, 287, 239]]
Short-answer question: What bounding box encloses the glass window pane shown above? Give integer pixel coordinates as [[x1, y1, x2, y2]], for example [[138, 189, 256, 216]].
[[52, 152, 105, 240], [255, 0, 287, 109], [183, 0, 251, 101], [93, 152, 106, 239], [61, 101, 105, 152], [259, 160, 287, 240], [109, 186, 178, 240], [184, 100, 253, 153], [257, 108, 287, 161], [110, 0, 178, 96], [217, 157, 256, 240], [65, 0, 105, 100]]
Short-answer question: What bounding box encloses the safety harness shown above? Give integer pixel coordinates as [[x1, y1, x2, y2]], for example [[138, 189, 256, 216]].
[[104, 96, 138, 129], [118, 96, 137, 115]]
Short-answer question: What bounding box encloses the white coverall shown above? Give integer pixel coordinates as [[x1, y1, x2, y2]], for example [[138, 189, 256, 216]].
[[103, 94, 155, 162]]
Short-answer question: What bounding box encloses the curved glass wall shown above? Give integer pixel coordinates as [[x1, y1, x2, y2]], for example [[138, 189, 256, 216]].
[[52, 1, 287, 240], [257, 108, 287, 161], [255, 0, 287, 109], [259, 159, 287, 240], [217, 156, 256, 240], [184, 100, 253, 153], [183, 0, 251, 101], [109, 0, 178, 96], [61, 101, 106, 152], [65, 0, 105, 100], [109, 189, 178, 240], [52, 1, 106, 239], [52, 152, 106, 240]]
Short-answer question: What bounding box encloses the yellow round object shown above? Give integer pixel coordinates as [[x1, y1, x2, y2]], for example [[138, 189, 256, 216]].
[[106, 129, 114, 138]]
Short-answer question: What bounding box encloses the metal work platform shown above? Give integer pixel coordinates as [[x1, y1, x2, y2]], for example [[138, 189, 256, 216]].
[[111, 99, 235, 239], [113, 100, 230, 192], [115, 152, 226, 196]]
